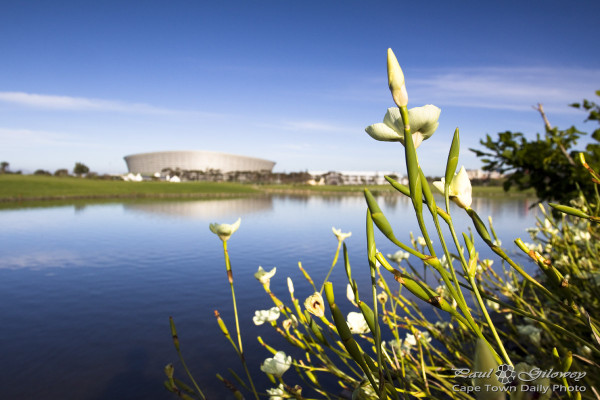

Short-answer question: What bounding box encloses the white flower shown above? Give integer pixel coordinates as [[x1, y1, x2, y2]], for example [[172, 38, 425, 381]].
[[254, 266, 276, 287], [209, 218, 241, 241], [404, 333, 417, 348], [404, 331, 431, 350], [253, 307, 280, 325], [377, 291, 388, 304], [332, 227, 352, 241], [434, 321, 454, 331], [287, 277, 294, 294], [573, 230, 591, 242], [417, 236, 427, 247], [346, 311, 369, 334], [261, 351, 292, 377], [383, 339, 403, 355], [501, 282, 517, 296], [433, 166, 472, 209], [481, 259, 494, 270], [516, 324, 542, 346], [486, 299, 500, 312], [387, 250, 409, 264], [266, 384, 286, 400], [282, 315, 298, 331], [346, 283, 356, 304], [304, 292, 325, 318], [439, 255, 451, 269], [365, 105, 441, 148], [543, 219, 559, 236]]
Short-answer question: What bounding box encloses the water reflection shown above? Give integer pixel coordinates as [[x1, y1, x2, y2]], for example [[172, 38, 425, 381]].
[[122, 196, 274, 219]]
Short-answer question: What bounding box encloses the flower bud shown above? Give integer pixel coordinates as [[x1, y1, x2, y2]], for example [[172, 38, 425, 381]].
[[387, 48, 408, 107]]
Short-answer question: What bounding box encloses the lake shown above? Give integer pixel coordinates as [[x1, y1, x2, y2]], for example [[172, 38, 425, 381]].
[[0, 194, 539, 399]]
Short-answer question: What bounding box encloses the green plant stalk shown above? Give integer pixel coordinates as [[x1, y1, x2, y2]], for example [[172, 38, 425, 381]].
[[324, 282, 379, 396], [298, 262, 317, 292], [427, 195, 474, 326], [366, 210, 386, 398], [222, 240, 259, 400], [320, 239, 342, 294], [387, 109, 479, 341], [169, 317, 207, 400], [434, 210, 503, 360], [466, 274, 512, 366]]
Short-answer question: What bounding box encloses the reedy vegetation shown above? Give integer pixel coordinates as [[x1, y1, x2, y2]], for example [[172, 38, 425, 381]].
[[165, 50, 600, 400]]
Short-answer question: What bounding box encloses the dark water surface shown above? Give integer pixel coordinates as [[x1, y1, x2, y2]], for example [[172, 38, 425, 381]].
[[0, 194, 539, 399]]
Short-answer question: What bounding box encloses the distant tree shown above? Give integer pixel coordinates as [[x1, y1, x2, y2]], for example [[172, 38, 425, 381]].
[[0, 161, 9, 173], [54, 169, 69, 177], [34, 169, 51, 176], [73, 162, 90, 176], [470, 90, 600, 204]]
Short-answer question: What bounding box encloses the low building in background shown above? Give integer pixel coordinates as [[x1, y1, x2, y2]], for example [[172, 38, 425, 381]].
[[466, 169, 503, 180], [307, 171, 405, 185]]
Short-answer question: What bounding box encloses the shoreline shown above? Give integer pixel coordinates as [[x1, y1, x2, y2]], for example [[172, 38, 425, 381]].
[[0, 174, 536, 205]]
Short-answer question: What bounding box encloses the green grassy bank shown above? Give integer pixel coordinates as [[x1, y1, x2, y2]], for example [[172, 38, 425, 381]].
[[0, 174, 259, 201], [0, 174, 535, 203]]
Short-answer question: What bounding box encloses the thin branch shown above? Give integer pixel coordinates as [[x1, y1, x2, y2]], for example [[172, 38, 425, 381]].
[[533, 103, 576, 166]]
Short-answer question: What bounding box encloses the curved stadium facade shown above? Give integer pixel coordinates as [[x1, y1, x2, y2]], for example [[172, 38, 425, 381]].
[[124, 151, 276, 175]]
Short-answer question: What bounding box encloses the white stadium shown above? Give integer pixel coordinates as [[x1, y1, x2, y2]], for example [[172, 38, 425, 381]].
[[123, 150, 276, 175]]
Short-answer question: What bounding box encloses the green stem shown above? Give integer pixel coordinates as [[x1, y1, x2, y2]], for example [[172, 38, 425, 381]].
[[222, 240, 259, 400], [467, 274, 513, 366], [320, 240, 342, 294]]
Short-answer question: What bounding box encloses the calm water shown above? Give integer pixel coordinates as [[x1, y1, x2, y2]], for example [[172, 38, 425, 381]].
[[0, 194, 539, 399]]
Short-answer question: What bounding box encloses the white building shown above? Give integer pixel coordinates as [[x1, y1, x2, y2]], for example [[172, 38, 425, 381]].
[[466, 169, 503, 180], [307, 171, 406, 186]]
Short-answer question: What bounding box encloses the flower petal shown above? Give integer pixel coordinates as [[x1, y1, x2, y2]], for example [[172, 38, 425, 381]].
[[432, 180, 445, 195], [408, 105, 441, 140], [365, 123, 402, 142], [383, 107, 403, 132]]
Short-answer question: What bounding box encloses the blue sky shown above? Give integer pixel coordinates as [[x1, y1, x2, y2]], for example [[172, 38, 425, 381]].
[[1, 1, 599, 175]]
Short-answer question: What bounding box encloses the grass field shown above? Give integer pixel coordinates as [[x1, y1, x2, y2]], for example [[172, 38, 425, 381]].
[[0, 174, 259, 201], [0, 174, 535, 203]]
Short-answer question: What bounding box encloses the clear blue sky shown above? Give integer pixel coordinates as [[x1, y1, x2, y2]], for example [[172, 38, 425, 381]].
[[1, 1, 599, 175]]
